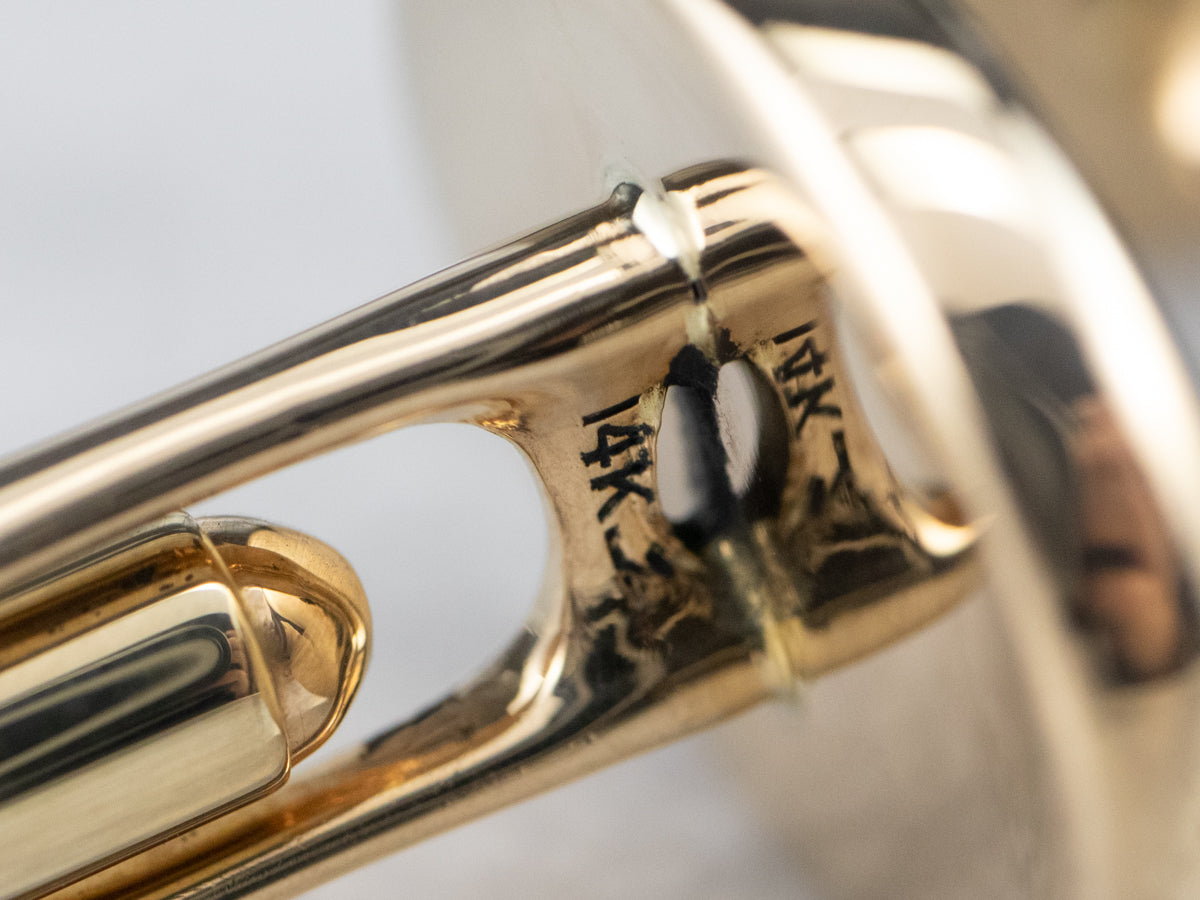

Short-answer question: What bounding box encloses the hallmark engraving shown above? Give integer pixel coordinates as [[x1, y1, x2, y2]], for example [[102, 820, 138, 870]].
[[581, 398, 656, 522], [773, 320, 842, 434], [580, 396, 672, 577], [772, 320, 855, 517]]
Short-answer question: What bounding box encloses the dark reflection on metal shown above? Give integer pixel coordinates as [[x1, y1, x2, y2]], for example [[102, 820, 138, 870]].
[[658, 348, 746, 548], [0, 621, 238, 803], [953, 304, 1196, 681], [729, 0, 951, 45]]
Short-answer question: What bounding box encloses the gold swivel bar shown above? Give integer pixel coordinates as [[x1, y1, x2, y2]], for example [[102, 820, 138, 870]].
[[0, 165, 973, 898]]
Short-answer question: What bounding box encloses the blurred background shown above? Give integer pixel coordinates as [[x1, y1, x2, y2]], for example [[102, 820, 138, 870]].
[[0, 3, 815, 897]]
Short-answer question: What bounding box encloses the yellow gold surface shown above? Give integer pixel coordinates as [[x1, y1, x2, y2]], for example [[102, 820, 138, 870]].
[[26, 165, 975, 900], [0, 513, 368, 897], [1, 2, 1199, 896]]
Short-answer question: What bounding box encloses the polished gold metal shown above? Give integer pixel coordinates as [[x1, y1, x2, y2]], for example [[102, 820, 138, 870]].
[[0, 164, 974, 898], [5, 1, 1200, 898], [0, 512, 368, 899], [198, 516, 371, 758]]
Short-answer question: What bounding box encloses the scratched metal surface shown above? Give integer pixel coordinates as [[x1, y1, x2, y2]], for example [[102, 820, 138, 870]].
[[0, 2, 813, 898]]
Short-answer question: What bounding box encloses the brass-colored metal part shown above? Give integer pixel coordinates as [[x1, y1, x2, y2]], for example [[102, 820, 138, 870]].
[[198, 517, 370, 763], [0, 513, 368, 898], [3, 2, 1200, 897], [0, 164, 975, 900]]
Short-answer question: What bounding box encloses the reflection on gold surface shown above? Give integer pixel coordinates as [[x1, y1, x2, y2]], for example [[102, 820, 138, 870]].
[[1158, 26, 1200, 165], [1072, 397, 1186, 680], [955, 304, 1192, 682], [199, 516, 371, 762]]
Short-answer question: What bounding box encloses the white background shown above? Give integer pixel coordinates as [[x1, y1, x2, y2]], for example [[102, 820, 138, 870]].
[[0, 3, 814, 897]]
